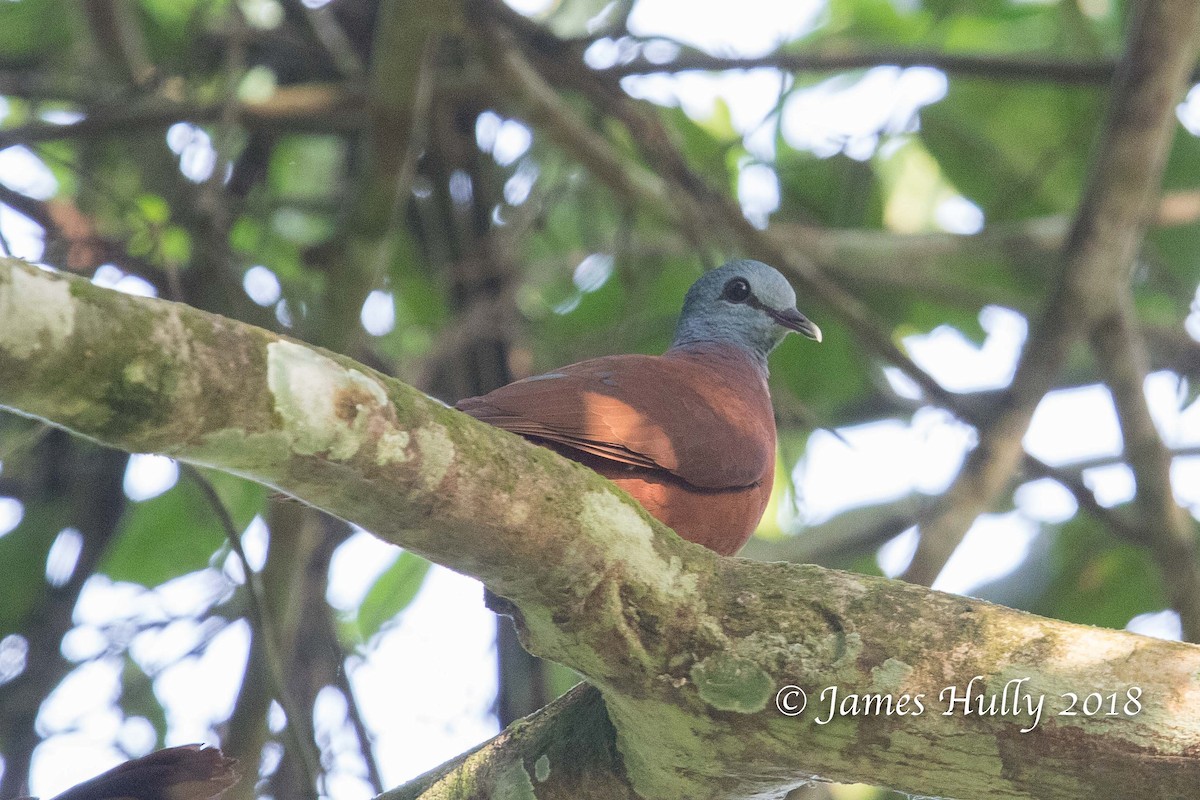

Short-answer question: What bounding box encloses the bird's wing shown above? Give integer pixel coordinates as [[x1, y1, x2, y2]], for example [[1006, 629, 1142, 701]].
[[50, 745, 237, 800], [455, 353, 774, 489]]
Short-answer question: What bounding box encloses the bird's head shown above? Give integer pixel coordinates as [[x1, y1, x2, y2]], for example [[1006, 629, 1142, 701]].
[[671, 260, 822, 364]]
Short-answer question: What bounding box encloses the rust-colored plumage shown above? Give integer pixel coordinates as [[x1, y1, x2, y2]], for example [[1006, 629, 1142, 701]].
[[458, 344, 776, 554], [457, 260, 821, 556]]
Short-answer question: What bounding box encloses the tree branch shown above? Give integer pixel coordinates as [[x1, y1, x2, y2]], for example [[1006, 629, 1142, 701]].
[[3, 259, 1200, 799], [1089, 296, 1200, 640], [0, 84, 365, 150], [598, 48, 1124, 84], [901, 0, 1200, 588]]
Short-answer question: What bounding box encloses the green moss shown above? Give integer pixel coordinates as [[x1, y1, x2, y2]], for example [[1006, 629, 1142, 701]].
[[178, 305, 227, 350], [191, 428, 293, 473], [607, 695, 721, 800], [517, 602, 611, 679], [690, 652, 775, 713], [492, 760, 536, 800], [98, 354, 177, 438]]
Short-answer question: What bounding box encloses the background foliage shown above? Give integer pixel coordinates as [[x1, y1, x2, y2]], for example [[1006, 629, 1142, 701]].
[[0, 0, 1198, 798]]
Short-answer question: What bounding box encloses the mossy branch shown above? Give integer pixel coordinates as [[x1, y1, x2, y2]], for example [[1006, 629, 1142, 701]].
[[2, 258, 1199, 800]]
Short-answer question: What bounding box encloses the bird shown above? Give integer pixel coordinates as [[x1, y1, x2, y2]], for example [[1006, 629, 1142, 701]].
[[456, 259, 821, 556], [17, 744, 237, 800]]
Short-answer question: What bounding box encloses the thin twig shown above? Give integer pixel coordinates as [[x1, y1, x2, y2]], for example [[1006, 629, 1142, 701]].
[[0, 86, 365, 150], [331, 646, 385, 794], [600, 48, 1123, 84], [181, 464, 326, 797], [282, 0, 366, 79]]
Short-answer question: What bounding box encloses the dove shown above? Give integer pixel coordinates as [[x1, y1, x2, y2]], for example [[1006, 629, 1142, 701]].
[[456, 259, 820, 555]]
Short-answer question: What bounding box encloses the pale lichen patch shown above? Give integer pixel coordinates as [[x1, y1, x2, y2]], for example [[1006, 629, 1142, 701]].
[[375, 430, 411, 465], [266, 341, 391, 460], [502, 498, 531, 528], [1050, 626, 1137, 668], [123, 359, 153, 386], [414, 424, 455, 490], [577, 490, 698, 597], [533, 754, 550, 782], [870, 658, 914, 692], [0, 265, 75, 359]]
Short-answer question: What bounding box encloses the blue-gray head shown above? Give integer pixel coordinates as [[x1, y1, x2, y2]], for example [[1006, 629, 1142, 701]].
[[671, 260, 822, 365]]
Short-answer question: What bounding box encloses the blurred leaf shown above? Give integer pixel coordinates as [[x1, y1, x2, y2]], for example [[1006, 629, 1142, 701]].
[[271, 208, 336, 247], [893, 298, 986, 344], [773, 320, 869, 418], [141, 0, 214, 29], [1022, 514, 1167, 629], [0, 499, 70, 634], [920, 83, 1101, 220], [269, 136, 346, 203], [136, 194, 170, 225], [355, 551, 432, 641], [0, 0, 73, 61], [660, 105, 737, 192], [937, 3, 1096, 53], [775, 148, 883, 227], [1145, 129, 1200, 308], [821, 0, 928, 45], [160, 225, 191, 262], [103, 471, 265, 586], [541, 0, 618, 37], [842, 549, 886, 578]]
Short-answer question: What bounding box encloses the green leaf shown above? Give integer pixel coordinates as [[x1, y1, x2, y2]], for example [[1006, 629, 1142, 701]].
[[0, 0, 73, 62], [355, 551, 432, 641], [773, 319, 869, 418], [269, 136, 347, 203], [0, 498, 71, 634], [160, 226, 192, 263], [920, 83, 1101, 220], [775, 147, 882, 228], [982, 513, 1167, 629], [103, 470, 266, 587], [136, 194, 171, 225]]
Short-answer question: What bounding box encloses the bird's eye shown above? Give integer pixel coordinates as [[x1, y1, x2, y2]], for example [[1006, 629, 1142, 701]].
[[722, 277, 751, 303]]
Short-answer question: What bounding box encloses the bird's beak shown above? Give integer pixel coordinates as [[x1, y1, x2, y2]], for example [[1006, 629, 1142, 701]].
[[770, 307, 823, 343]]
